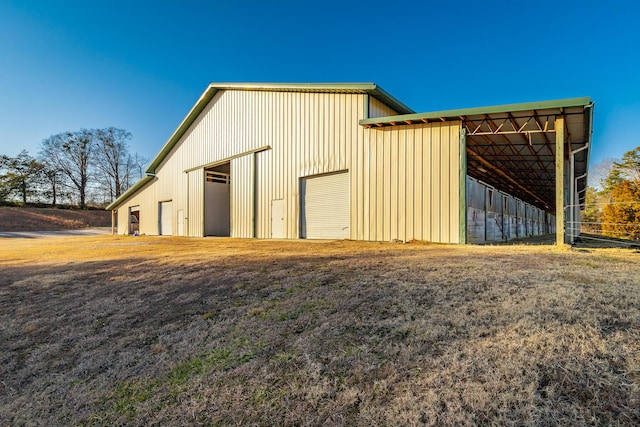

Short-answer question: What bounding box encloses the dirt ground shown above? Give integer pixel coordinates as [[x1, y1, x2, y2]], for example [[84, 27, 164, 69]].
[[0, 206, 111, 232], [1, 235, 639, 426]]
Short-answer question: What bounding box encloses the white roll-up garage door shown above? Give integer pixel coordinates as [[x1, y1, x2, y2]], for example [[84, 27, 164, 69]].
[[159, 201, 173, 236], [301, 171, 349, 239]]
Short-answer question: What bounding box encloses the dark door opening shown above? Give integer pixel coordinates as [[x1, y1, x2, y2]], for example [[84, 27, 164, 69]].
[[129, 206, 140, 235], [204, 163, 231, 236]]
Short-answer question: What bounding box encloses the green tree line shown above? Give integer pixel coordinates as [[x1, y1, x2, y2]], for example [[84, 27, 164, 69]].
[[0, 127, 146, 208], [583, 146, 640, 240]]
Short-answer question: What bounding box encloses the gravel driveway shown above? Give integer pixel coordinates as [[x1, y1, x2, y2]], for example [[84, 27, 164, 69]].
[[0, 227, 112, 238]]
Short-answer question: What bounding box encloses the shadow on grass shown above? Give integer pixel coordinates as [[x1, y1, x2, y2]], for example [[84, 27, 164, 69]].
[[2, 245, 640, 426]]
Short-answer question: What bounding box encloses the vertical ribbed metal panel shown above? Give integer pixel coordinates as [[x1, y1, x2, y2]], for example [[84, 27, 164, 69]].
[[159, 201, 173, 235], [353, 96, 364, 241], [230, 155, 254, 238], [405, 126, 415, 240], [254, 149, 267, 238], [390, 129, 399, 240], [122, 89, 369, 238], [300, 171, 350, 239], [398, 126, 407, 240], [445, 123, 459, 242], [115, 91, 467, 243], [359, 122, 461, 243], [117, 208, 126, 235], [115, 179, 158, 236], [430, 124, 441, 241], [414, 128, 423, 240], [368, 97, 398, 118], [187, 169, 203, 237], [382, 128, 392, 241], [118, 89, 468, 242]]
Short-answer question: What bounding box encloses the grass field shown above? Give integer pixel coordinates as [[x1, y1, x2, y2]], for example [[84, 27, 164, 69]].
[[1, 235, 639, 426]]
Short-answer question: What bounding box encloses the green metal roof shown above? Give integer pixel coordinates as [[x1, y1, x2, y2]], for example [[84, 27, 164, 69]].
[[359, 96, 592, 127], [201, 83, 414, 115], [105, 175, 154, 210], [146, 83, 412, 174], [107, 82, 413, 210], [360, 96, 594, 211], [106, 86, 593, 215]]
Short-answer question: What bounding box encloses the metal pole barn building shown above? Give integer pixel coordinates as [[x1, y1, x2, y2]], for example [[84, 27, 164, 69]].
[[106, 83, 593, 245]]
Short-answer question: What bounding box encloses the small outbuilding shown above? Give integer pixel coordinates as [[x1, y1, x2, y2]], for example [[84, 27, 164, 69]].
[[106, 83, 593, 244]]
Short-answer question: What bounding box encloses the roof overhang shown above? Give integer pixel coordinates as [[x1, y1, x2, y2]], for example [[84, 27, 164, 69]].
[[360, 97, 594, 212], [105, 175, 154, 210], [205, 82, 414, 115], [108, 82, 412, 210]]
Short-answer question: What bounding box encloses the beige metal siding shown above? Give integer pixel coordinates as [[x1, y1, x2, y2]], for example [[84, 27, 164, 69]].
[[368, 97, 399, 118], [300, 171, 350, 239], [187, 169, 203, 236], [230, 154, 255, 238], [238, 91, 366, 239], [360, 122, 461, 243], [114, 179, 157, 236], [117, 89, 462, 244], [120, 90, 367, 238], [159, 201, 173, 235], [254, 149, 270, 238]]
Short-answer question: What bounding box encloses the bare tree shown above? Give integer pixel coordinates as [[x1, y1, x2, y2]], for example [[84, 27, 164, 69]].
[[39, 159, 67, 206], [93, 127, 132, 200], [37, 127, 143, 206], [125, 152, 148, 189], [93, 127, 146, 202], [40, 130, 94, 207]]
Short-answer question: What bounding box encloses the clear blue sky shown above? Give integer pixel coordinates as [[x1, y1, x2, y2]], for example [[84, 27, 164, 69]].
[[1, 0, 639, 168]]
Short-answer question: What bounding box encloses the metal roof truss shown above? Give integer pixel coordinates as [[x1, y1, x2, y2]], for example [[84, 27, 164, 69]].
[[361, 99, 593, 214], [463, 106, 590, 211]]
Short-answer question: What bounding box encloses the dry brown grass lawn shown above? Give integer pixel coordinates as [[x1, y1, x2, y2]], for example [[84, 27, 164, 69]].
[[0, 206, 111, 231], [1, 236, 639, 426]]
